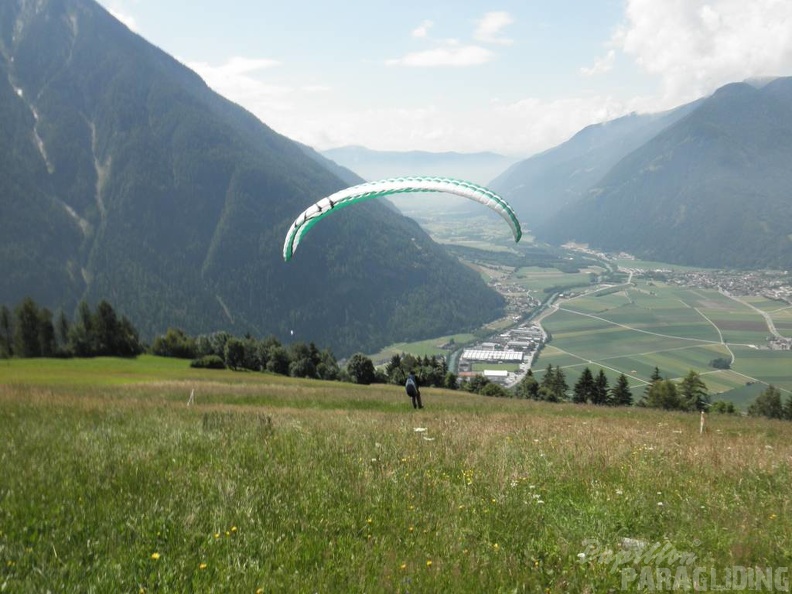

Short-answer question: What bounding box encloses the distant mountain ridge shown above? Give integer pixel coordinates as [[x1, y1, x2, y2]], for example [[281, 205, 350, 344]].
[[0, 0, 505, 356], [321, 146, 517, 216], [488, 105, 700, 225], [491, 77, 792, 270], [322, 145, 516, 185]]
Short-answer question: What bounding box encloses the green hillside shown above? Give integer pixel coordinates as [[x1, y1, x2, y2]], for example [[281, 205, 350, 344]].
[[538, 79, 792, 269], [0, 0, 504, 356]]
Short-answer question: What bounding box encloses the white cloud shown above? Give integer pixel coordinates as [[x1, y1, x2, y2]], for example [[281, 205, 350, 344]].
[[276, 93, 643, 158], [387, 43, 494, 67], [107, 8, 137, 31], [187, 56, 294, 111], [580, 50, 615, 76], [613, 0, 792, 105], [412, 20, 434, 38], [474, 11, 514, 45]]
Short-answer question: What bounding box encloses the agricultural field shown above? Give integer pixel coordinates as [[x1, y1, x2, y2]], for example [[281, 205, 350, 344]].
[[1, 358, 791, 592], [367, 333, 476, 365], [535, 280, 792, 403], [511, 267, 600, 294]]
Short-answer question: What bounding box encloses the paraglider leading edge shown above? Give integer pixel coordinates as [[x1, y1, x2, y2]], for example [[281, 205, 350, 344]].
[[282, 176, 523, 261]]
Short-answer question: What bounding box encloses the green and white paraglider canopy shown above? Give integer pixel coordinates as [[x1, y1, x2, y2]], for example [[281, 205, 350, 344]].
[[282, 176, 522, 261]]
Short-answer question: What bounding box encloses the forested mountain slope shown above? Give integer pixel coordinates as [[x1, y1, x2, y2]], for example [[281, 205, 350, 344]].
[[0, 0, 504, 356], [537, 78, 792, 269]]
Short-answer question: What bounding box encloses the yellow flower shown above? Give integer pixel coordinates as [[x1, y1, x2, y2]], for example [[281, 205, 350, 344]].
[[214, 533, 220, 539], [400, 563, 407, 570], [150, 552, 160, 560], [426, 560, 433, 568], [231, 526, 238, 533], [199, 563, 207, 570]]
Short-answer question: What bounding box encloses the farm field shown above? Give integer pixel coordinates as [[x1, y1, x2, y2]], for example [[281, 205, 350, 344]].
[[367, 333, 476, 365], [1, 358, 791, 592], [534, 280, 792, 403]]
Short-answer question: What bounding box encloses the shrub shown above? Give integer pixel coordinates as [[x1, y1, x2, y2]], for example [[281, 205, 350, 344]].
[[190, 354, 225, 369]]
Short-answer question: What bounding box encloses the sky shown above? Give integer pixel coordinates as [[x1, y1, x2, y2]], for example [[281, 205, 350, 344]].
[[96, 0, 792, 158]]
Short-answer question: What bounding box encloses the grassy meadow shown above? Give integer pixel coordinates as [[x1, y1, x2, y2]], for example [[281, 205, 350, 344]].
[[1, 357, 791, 592]]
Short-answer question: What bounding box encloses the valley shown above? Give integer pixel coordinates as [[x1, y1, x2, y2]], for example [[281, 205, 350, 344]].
[[376, 217, 792, 407]]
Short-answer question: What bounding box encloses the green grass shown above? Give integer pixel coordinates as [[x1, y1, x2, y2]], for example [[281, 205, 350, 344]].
[[368, 334, 477, 364], [1, 357, 791, 592]]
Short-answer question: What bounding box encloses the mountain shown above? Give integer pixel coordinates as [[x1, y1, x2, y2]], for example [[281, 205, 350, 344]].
[[322, 145, 516, 185], [488, 105, 699, 227], [537, 78, 792, 270], [0, 0, 505, 357]]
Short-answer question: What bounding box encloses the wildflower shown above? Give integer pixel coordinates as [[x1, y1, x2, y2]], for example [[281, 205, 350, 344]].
[[657, 502, 664, 507], [770, 513, 777, 520], [150, 552, 160, 560], [199, 563, 207, 570], [214, 533, 220, 539], [426, 560, 433, 567], [493, 543, 500, 550], [367, 517, 373, 524], [400, 563, 407, 570], [231, 526, 237, 533]]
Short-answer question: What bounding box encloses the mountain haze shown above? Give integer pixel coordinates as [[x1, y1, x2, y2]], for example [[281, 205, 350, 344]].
[[538, 78, 792, 269], [0, 0, 505, 356], [322, 146, 518, 217], [489, 105, 699, 227], [322, 146, 516, 186]]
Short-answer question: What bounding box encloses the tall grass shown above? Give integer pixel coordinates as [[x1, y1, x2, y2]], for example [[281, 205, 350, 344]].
[[1, 362, 790, 592]]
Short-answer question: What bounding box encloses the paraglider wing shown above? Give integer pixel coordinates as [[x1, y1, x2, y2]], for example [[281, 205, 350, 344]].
[[282, 176, 522, 261]]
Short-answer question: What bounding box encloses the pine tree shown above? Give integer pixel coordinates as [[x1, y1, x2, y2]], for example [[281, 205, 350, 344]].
[[546, 365, 568, 402], [572, 367, 594, 403], [14, 297, 41, 358], [611, 374, 633, 406], [592, 369, 610, 405], [679, 370, 709, 411], [0, 305, 12, 358]]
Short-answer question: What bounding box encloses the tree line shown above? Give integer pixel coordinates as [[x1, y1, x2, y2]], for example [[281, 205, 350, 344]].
[[0, 297, 143, 359], [4, 297, 790, 418]]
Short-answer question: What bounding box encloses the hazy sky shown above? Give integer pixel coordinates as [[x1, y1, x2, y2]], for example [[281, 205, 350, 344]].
[[97, 0, 792, 157]]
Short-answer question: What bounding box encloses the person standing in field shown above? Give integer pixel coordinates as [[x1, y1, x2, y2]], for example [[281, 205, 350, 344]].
[[405, 371, 423, 409]]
